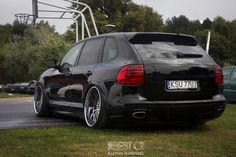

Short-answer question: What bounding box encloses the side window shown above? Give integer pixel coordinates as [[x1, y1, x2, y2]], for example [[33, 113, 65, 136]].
[[60, 42, 83, 69], [230, 68, 236, 81], [102, 38, 118, 62], [78, 38, 103, 66], [223, 68, 232, 80]]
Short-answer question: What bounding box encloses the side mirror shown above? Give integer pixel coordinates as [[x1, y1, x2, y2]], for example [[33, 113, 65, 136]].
[[45, 59, 57, 68]]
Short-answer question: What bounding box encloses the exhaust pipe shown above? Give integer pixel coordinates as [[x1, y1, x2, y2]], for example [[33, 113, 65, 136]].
[[132, 111, 146, 119]]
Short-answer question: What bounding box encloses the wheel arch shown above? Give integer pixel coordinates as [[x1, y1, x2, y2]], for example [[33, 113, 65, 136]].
[[34, 81, 49, 104], [82, 82, 109, 108], [33, 82, 51, 117]]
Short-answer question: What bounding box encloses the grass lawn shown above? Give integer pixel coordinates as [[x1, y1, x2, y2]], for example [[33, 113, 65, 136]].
[[0, 104, 235, 157], [0, 92, 32, 98]]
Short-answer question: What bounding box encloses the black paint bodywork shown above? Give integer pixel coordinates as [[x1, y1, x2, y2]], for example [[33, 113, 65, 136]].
[[36, 32, 226, 123]]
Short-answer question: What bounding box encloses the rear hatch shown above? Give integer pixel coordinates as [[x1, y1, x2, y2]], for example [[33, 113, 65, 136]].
[[127, 33, 218, 101]]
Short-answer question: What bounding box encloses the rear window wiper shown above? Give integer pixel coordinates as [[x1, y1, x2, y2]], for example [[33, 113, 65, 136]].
[[176, 53, 203, 58]]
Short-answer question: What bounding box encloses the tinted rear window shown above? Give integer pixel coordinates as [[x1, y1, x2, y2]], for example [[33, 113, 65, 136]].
[[128, 34, 211, 63], [132, 42, 209, 60], [78, 38, 103, 66]]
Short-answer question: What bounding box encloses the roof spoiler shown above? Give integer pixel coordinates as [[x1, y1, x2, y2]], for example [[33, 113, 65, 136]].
[[126, 33, 198, 46]]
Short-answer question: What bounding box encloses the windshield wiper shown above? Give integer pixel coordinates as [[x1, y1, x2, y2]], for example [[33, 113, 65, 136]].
[[176, 53, 203, 58]]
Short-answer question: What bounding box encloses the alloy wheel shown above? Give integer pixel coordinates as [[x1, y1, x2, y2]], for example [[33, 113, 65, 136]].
[[33, 85, 43, 115], [84, 86, 102, 127]]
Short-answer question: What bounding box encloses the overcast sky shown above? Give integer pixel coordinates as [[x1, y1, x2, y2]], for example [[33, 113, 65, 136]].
[[0, 0, 236, 34]]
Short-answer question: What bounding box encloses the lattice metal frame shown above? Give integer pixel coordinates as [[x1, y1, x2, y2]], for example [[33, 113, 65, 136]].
[[32, 0, 99, 42]]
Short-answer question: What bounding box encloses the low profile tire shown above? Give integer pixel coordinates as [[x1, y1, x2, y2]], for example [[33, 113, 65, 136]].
[[33, 84, 50, 117], [84, 86, 108, 128]]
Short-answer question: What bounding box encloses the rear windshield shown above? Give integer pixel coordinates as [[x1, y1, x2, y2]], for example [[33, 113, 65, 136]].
[[127, 34, 212, 63], [132, 42, 209, 60]]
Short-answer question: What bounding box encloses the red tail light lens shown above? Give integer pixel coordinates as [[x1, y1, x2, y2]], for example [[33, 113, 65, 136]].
[[116, 65, 144, 85], [215, 65, 224, 85]]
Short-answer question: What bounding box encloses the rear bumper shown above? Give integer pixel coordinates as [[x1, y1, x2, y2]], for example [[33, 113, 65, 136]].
[[108, 94, 226, 123]]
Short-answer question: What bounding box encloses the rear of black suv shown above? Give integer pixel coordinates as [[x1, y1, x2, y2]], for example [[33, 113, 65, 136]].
[[108, 32, 226, 124]]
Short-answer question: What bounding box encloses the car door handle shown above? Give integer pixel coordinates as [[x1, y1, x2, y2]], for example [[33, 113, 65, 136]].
[[86, 71, 92, 76]]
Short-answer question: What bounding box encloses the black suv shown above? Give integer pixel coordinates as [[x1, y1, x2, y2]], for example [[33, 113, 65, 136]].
[[34, 32, 226, 128]]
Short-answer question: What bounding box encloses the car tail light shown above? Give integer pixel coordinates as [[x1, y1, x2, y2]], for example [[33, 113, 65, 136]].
[[215, 65, 224, 85], [116, 64, 144, 85]]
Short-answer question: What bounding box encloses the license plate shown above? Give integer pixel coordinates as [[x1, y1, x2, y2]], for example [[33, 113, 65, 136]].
[[166, 80, 198, 90]]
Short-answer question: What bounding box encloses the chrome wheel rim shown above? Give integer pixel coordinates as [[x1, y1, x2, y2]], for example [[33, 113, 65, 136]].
[[33, 86, 43, 114], [84, 87, 101, 127]]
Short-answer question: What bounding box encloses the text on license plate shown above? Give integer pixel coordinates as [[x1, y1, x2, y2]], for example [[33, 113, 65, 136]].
[[166, 80, 198, 90]]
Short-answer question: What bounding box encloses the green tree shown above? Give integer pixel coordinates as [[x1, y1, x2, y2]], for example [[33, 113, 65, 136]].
[[3, 40, 30, 83], [202, 18, 212, 29], [165, 15, 203, 35], [0, 47, 7, 83], [212, 16, 229, 37], [25, 22, 70, 79], [0, 21, 70, 83], [194, 29, 231, 66], [226, 20, 236, 65], [122, 4, 163, 32], [12, 20, 27, 37], [165, 15, 192, 34], [68, 0, 163, 37], [0, 24, 13, 46], [189, 20, 203, 33]]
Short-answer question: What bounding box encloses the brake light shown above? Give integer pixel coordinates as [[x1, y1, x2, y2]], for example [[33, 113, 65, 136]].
[[116, 65, 144, 85], [215, 65, 224, 85]]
